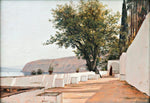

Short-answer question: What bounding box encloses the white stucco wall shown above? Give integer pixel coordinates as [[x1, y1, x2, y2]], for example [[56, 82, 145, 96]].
[[126, 13, 150, 96], [107, 60, 120, 75], [119, 53, 127, 80]]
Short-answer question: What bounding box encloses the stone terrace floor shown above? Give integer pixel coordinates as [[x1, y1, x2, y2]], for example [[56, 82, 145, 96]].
[[46, 77, 150, 103]]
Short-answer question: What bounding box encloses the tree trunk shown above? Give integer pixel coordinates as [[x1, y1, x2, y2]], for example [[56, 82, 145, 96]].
[[84, 47, 102, 78], [85, 58, 102, 78], [94, 67, 102, 78]]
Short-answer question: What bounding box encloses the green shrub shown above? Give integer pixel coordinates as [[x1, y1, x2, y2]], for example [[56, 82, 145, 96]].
[[101, 68, 106, 71], [37, 69, 43, 75], [31, 70, 36, 75]]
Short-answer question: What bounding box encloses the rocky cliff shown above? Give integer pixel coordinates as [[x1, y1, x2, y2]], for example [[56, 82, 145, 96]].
[[22, 56, 87, 73]]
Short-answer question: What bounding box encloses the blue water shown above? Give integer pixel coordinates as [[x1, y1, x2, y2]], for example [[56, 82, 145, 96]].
[[1, 71, 69, 77], [1, 67, 106, 77], [0, 67, 24, 77], [1, 71, 24, 77], [0, 67, 24, 76], [1, 71, 50, 77], [0, 67, 67, 77]]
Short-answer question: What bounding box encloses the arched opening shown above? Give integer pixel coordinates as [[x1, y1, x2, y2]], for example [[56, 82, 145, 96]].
[[109, 66, 112, 76]]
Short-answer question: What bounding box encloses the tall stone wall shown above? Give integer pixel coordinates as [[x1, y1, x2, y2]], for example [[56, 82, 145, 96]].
[[125, 13, 150, 96]]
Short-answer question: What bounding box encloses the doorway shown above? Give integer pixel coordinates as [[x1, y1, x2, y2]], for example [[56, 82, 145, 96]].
[[109, 66, 112, 76]]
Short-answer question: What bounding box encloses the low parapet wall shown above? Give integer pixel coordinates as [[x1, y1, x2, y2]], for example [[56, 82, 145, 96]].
[[1, 71, 107, 89], [125, 13, 150, 96]]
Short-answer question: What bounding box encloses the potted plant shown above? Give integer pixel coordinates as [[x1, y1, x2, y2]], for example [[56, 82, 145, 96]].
[[48, 65, 53, 75], [31, 70, 36, 75], [76, 68, 80, 73], [37, 69, 43, 75]]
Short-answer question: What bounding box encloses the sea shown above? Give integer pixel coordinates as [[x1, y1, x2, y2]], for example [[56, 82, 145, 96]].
[[0, 67, 24, 77], [0, 67, 64, 77], [1, 67, 107, 77]]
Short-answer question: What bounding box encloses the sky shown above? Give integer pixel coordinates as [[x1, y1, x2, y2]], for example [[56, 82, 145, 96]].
[[1, 0, 123, 68]]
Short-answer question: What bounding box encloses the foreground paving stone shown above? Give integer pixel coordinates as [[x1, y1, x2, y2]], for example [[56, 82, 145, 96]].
[[1, 77, 149, 103], [86, 79, 149, 103], [46, 77, 149, 103]]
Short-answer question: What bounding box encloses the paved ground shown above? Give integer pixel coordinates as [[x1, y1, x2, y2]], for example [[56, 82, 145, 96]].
[[46, 77, 150, 103]]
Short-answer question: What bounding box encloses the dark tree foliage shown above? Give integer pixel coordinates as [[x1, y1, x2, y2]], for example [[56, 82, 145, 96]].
[[119, 0, 128, 56], [126, 0, 149, 45], [45, 0, 120, 76]]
